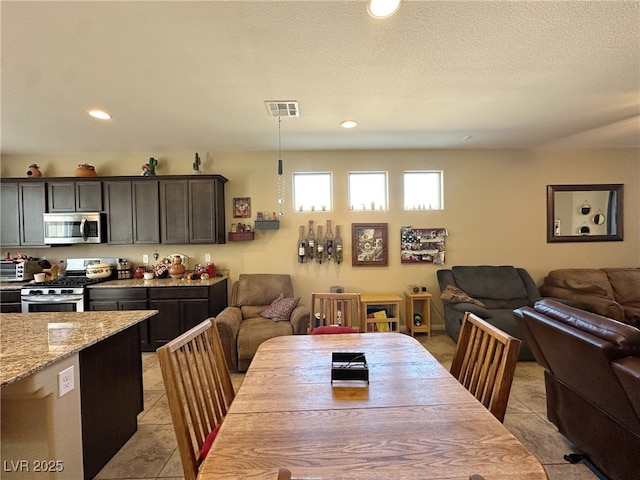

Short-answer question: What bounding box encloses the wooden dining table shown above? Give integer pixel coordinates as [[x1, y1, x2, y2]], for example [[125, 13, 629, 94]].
[[198, 333, 549, 480]]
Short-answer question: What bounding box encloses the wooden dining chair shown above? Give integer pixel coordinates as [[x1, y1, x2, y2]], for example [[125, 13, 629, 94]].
[[157, 319, 235, 480], [450, 312, 522, 422], [309, 292, 362, 334]]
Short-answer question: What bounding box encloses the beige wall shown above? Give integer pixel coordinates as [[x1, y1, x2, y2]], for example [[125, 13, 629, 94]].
[[2, 148, 638, 330]]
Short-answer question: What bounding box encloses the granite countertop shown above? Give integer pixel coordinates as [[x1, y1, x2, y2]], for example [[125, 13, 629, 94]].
[[0, 310, 157, 387], [88, 274, 228, 288], [0, 281, 29, 291]]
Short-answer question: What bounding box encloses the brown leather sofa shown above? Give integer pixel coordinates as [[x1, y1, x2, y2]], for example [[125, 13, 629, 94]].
[[214, 274, 310, 371], [539, 268, 640, 327], [514, 299, 640, 480]]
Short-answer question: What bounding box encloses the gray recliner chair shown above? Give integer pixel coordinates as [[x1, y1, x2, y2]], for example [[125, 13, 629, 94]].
[[437, 265, 540, 360]]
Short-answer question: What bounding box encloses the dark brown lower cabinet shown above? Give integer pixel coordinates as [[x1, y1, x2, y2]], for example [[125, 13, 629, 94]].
[[88, 288, 150, 350], [79, 324, 142, 480], [88, 280, 228, 352], [0, 290, 21, 313], [148, 287, 215, 350]]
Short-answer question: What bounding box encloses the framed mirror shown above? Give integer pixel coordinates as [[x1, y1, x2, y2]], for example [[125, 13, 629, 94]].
[[547, 184, 623, 242]]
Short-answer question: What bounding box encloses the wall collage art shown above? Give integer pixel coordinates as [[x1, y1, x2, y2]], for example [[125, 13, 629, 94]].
[[400, 227, 447, 264]]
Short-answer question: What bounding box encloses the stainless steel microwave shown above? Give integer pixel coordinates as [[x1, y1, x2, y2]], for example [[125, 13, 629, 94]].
[[43, 212, 106, 244]]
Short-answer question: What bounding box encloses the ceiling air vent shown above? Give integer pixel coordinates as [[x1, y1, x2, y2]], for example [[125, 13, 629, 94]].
[[265, 101, 299, 117]]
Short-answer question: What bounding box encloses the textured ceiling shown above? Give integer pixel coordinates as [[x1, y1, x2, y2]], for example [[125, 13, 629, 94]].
[[1, 0, 639, 155]]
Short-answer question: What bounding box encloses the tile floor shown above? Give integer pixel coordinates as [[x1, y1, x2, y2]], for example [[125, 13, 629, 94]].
[[95, 331, 598, 480]]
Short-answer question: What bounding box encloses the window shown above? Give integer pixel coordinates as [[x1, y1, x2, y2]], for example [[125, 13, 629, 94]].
[[292, 172, 332, 211], [348, 172, 388, 211], [403, 171, 443, 210]]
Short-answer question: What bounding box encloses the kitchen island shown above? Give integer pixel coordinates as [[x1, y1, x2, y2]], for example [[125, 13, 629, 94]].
[[1, 310, 157, 480]]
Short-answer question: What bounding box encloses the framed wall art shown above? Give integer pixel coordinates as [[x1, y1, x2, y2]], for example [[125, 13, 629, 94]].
[[352, 223, 388, 266], [400, 226, 447, 264], [233, 197, 251, 218]]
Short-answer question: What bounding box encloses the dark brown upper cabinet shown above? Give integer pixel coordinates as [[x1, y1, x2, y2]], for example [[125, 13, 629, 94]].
[[48, 180, 103, 212], [0, 180, 47, 246], [104, 179, 160, 245], [159, 177, 227, 244]]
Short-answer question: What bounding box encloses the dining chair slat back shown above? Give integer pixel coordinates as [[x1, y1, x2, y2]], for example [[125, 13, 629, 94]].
[[310, 292, 362, 332], [157, 319, 235, 480], [450, 312, 521, 422]]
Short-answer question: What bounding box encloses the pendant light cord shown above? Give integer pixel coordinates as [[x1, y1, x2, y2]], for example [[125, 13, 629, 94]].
[[277, 115, 283, 175]]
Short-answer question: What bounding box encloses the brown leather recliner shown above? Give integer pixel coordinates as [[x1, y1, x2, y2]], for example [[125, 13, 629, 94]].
[[214, 274, 310, 371], [514, 299, 640, 480]]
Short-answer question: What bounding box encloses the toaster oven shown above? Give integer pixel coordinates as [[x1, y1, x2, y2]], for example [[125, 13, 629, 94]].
[[0, 260, 42, 282]]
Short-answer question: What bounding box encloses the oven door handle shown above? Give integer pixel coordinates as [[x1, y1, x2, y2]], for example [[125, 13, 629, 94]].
[[80, 216, 88, 241], [22, 296, 85, 303]]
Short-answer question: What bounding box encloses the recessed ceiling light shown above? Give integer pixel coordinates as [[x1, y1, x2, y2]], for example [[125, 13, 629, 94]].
[[462, 135, 473, 141], [340, 120, 358, 129], [88, 109, 112, 120], [368, 0, 401, 19]]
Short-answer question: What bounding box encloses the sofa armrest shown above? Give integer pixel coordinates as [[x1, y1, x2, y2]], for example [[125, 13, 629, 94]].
[[447, 302, 491, 319], [290, 304, 311, 334], [539, 285, 625, 321], [612, 357, 640, 426], [214, 307, 242, 371]]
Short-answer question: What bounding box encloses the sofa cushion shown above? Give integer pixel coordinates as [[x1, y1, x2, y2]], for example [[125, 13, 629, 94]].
[[241, 305, 268, 319], [260, 293, 301, 322], [238, 316, 294, 363], [534, 299, 640, 356], [234, 274, 294, 306], [603, 268, 640, 304], [451, 266, 527, 300], [545, 269, 614, 299], [440, 284, 486, 307]]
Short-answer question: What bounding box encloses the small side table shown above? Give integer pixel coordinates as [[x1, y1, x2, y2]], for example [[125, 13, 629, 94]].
[[360, 294, 402, 333], [405, 291, 432, 337]]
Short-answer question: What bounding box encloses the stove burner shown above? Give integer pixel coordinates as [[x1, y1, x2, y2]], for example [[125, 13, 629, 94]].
[[30, 276, 107, 288]]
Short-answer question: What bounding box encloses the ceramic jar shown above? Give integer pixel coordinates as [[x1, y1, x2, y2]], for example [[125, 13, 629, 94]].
[[27, 164, 43, 177], [76, 163, 98, 177], [169, 255, 186, 279], [134, 266, 145, 279], [206, 262, 216, 278]]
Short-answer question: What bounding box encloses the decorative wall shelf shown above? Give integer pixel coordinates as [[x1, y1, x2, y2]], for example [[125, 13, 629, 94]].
[[228, 232, 254, 241], [255, 220, 280, 230]]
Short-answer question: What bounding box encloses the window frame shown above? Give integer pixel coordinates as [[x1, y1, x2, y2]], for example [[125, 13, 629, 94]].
[[292, 171, 333, 212], [403, 170, 444, 211], [348, 171, 389, 211]]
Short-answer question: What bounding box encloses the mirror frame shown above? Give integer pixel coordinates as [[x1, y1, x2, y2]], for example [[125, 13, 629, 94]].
[[547, 184, 624, 243]]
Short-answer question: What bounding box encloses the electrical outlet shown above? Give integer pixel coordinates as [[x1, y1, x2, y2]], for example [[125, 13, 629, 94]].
[[204, 253, 211, 263], [58, 366, 75, 397], [143, 254, 149, 264]]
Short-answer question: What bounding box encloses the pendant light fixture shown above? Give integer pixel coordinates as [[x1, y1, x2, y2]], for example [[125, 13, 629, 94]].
[[276, 115, 285, 217]]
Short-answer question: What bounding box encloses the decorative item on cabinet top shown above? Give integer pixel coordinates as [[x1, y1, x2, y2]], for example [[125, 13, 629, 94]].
[[27, 164, 43, 177], [76, 163, 98, 177]]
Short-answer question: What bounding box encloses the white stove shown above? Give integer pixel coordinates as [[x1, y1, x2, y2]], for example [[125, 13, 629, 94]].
[[20, 257, 118, 313]]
